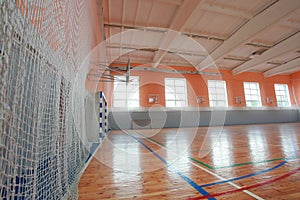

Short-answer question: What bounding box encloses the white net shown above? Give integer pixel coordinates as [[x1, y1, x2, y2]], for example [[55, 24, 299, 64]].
[[0, 0, 103, 199]]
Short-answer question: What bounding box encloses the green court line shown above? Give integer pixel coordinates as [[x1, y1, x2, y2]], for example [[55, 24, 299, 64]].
[[191, 145, 249, 153], [134, 131, 300, 170], [190, 155, 300, 170], [189, 157, 215, 170], [213, 157, 289, 169]]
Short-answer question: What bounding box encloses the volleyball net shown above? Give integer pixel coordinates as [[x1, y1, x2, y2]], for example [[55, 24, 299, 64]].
[[0, 0, 105, 199]]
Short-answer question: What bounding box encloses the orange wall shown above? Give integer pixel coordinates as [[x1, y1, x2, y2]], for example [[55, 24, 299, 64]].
[[131, 65, 208, 107], [88, 63, 298, 108], [209, 71, 295, 107]]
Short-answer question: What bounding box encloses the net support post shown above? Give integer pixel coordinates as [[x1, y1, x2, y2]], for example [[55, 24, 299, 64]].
[[99, 91, 108, 140]]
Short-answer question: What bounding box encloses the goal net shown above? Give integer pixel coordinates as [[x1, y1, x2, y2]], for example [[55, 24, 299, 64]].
[[0, 0, 104, 199]]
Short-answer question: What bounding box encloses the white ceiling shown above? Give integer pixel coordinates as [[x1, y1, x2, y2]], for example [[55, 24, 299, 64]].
[[101, 0, 300, 77]]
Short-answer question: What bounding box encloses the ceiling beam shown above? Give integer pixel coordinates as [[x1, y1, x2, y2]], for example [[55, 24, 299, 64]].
[[196, 0, 300, 71], [152, 0, 205, 68], [106, 45, 206, 57], [104, 23, 227, 41], [232, 32, 300, 75], [264, 57, 300, 77], [157, 0, 183, 5]]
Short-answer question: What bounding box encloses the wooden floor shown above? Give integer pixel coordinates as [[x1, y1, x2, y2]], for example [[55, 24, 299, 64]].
[[78, 123, 300, 199]]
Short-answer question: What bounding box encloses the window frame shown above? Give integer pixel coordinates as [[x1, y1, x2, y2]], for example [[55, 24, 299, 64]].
[[243, 82, 262, 107], [207, 80, 228, 107], [164, 78, 188, 107], [274, 84, 291, 107], [113, 75, 140, 108]]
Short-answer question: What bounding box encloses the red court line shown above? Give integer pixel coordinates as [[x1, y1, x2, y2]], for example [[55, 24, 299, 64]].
[[187, 167, 300, 200]]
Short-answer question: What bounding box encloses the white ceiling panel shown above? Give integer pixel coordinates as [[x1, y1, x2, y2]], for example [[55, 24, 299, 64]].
[[142, 1, 178, 28], [250, 24, 298, 47], [250, 63, 278, 73], [107, 47, 137, 62], [168, 35, 207, 55], [226, 44, 262, 58], [268, 50, 300, 64], [133, 0, 154, 26], [132, 30, 164, 48], [161, 53, 191, 66], [280, 10, 300, 29], [106, 0, 123, 24], [101, 0, 300, 76], [122, 0, 140, 25], [186, 10, 246, 39], [216, 59, 244, 70], [192, 37, 223, 54], [204, 0, 275, 14]]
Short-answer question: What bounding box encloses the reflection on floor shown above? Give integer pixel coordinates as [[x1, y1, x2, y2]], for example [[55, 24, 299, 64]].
[[79, 123, 300, 200]]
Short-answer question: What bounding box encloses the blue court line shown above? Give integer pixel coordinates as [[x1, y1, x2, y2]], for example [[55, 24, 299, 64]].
[[85, 142, 100, 163], [126, 131, 216, 200], [199, 160, 287, 187]]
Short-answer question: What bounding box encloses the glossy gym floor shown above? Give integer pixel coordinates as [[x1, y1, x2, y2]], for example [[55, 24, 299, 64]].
[[79, 123, 300, 199]]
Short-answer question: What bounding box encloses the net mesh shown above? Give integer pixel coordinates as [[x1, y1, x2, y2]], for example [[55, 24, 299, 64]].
[[0, 0, 102, 199]]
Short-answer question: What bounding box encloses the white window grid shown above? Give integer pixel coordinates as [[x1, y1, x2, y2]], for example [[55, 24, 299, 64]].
[[113, 76, 140, 107], [274, 84, 291, 107], [165, 78, 188, 107], [208, 80, 228, 107], [243, 82, 262, 107]]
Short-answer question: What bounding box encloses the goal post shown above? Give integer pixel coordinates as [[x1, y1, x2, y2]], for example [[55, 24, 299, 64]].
[[99, 91, 109, 139]]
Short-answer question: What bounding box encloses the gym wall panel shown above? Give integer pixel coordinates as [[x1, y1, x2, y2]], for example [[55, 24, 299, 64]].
[[108, 108, 299, 130]]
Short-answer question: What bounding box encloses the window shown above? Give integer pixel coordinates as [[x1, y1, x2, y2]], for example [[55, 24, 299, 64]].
[[165, 78, 187, 107], [208, 80, 228, 107], [243, 82, 262, 107], [113, 76, 140, 107], [274, 84, 291, 107]]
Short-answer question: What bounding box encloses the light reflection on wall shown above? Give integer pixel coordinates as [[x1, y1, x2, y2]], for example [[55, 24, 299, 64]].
[[247, 131, 269, 161]]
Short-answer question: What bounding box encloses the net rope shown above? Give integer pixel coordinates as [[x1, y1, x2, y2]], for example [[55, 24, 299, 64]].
[[0, 0, 100, 199]]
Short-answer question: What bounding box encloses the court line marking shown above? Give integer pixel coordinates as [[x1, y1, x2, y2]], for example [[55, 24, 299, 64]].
[[136, 132, 300, 170], [189, 157, 214, 170], [137, 131, 300, 195], [198, 161, 287, 187], [187, 166, 300, 200], [189, 156, 298, 170], [190, 162, 264, 200], [133, 130, 263, 200], [211, 157, 299, 169], [124, 130, 216, 200], [191, 144, 250, 153]]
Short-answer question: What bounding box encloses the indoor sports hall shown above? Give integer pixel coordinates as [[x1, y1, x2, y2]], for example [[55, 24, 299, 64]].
[[1, 0, 300, 200]]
